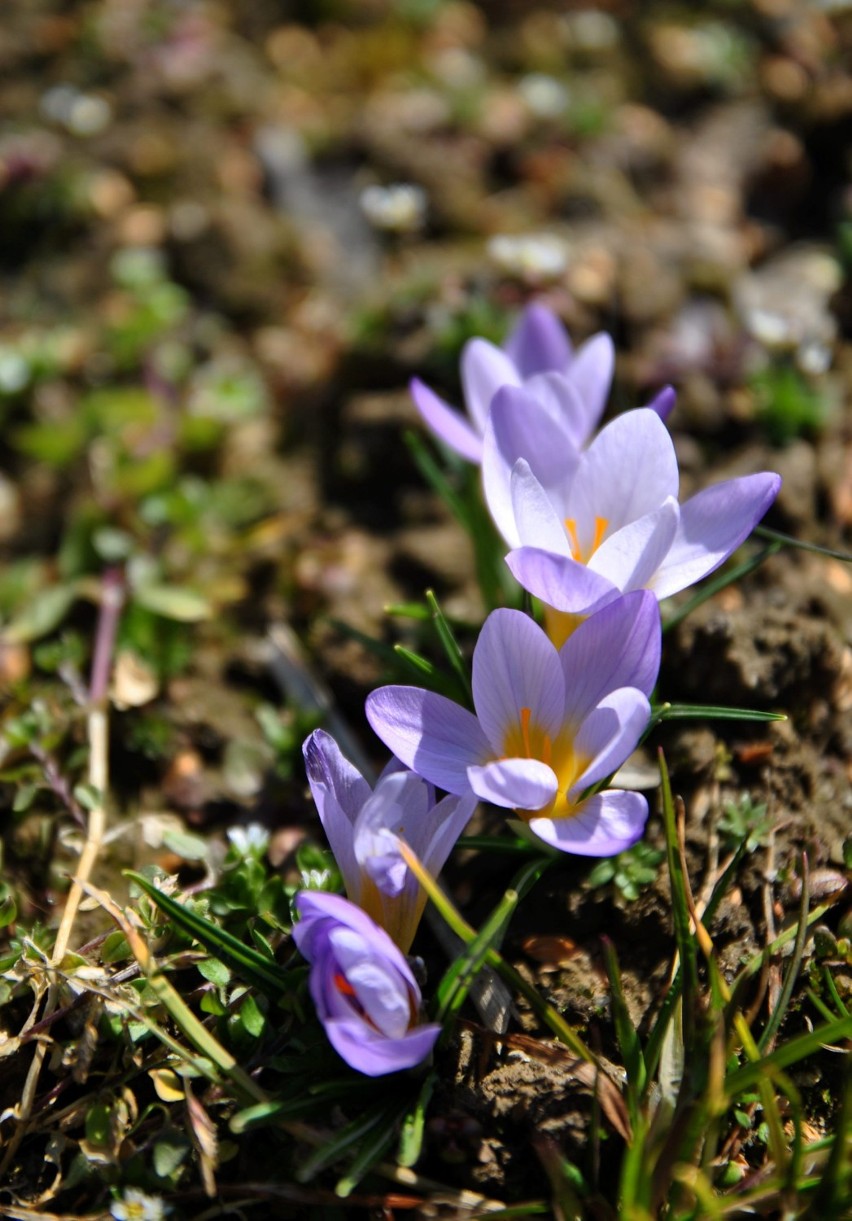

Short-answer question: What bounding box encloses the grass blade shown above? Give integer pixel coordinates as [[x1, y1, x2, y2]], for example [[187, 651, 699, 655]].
[[397, 1072, 436, 1169], [648, 702, 786, 729], [754, 525, 852, 563], [425, 588, 472, 704], [725, 1014, 852, 1096], [601, 937, 646, 1115], [757, 854, 810, 1053], [393, 643, 463, 698], [658, 751, 699, 1046]]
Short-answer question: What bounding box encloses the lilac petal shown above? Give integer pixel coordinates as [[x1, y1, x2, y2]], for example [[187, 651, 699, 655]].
[[645, 384, 676, 421], [566, 409, 678, 534], [570, 688, 651, 793], [510, 461, 573, 555], [461, 338, 520, 433], [649, 472, 782, 600], [504, 302, 573, 377], [354, 771, 430, 897], [303, 729, 371, 826], [506, 547, 619, 615], [566, 332, 615, 438], [383, 790, 478, 953], [483, 386, 580, 545], [377, 754, 412, 781], [325, 1016, 441, 1077], [523, 371, 590, 449], [529, 789, 648, 856], [560, 591, 661, 715], [330, 930, 412, 1036], [588, 498, 680, 592], [301, 733, 369, 895], [472, 609, 564, 751], [419, 791, 478, 877], [294, 891, 410, 974], [409, 377, 483, 463], [366, 686, 490, 796], [468, 757, 558, 811]]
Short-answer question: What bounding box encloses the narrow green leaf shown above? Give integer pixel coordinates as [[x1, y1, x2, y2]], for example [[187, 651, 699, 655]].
[[393, 644, 461, 698], [296, 1098, 398, 1184], [658, 751, 698, 1048], [393, 644, 436, 677], [404, 430, 470, 528], [820, 965, 850, 1019], [384, 600, 431, 621], [425, 588, 472, 704], [435, 882, 521, 1025], [398, 1073, 435, 1168], [757, 854, 810, 1052], [648, 702, 786, 729], [754, 525, 852, 563], [725, 1014, 852, 1096], [125, 871, 294, 999], [601, 937, 646, 1112], [335, 1102, 402, 1197]]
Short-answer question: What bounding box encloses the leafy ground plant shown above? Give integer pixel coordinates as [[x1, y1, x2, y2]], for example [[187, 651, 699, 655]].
[[1, 3, 851, 1211], [1, 293, 844, 1211]]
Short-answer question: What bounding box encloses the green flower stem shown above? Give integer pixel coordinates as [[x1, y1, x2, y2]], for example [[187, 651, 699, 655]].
[[398, 842, 593, 1064]]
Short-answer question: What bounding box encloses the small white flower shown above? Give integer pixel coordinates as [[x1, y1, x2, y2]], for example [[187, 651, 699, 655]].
[[110, 1187, 170, 1221], [227, 823, 270, 857], [360, 183, 427, 233], [487, 233, 569, 282], [518, 73, 570, 120]]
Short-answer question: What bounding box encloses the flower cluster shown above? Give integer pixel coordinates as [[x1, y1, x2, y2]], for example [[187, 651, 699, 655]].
[[291, 303, 780, 1077]]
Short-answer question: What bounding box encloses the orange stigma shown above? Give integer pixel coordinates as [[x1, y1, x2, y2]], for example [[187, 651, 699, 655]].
[[518, 706, 552, 766], [564, 515, 608, 564], [334, 972, 356, 997]]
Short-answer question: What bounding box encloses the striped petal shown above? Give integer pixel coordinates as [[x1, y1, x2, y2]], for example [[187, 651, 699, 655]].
[[650, 472, 781, 600], [366, 686, 490, 796], [410, 377, 483, 462], [529, 789, 648, 856], [461, 338, 520, 433], [504, 302, 573, 377], [472, 609, 565, 751], [468, 757, 558, 811], [560, 591, 661, 717]]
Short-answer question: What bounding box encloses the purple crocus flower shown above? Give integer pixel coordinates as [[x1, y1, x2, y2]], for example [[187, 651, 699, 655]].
[[293, 891, 441, 1077], [411, 302, 620, 463], [482, 398, 781, 628], [303, 730, 476, 952], [366, 592, 660, 856]]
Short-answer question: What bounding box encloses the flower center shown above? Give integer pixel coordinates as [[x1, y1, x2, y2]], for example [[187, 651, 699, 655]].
[[334, 967, 417, 1035], [564, 515, 608, 564], [502, 706, 587, 821]]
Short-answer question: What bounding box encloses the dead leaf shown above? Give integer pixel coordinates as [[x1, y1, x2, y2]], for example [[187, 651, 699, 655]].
[[521, 934, 579, 966], [185, 1078, 218, 1198]]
